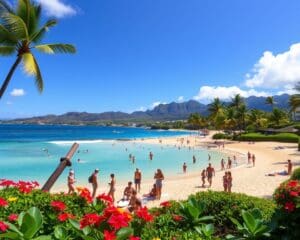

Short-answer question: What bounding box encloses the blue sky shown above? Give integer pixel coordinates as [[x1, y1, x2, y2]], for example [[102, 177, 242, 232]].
[[1, 0, 300, 118]]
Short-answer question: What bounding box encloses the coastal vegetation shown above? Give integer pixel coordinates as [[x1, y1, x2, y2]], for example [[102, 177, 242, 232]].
[[0, 0, 76, 99], [0, 173, 299, 239]]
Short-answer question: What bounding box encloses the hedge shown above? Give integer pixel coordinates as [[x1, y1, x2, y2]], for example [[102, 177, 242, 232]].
[[237, 133, 299, 143], [291, 167, 300, 181]]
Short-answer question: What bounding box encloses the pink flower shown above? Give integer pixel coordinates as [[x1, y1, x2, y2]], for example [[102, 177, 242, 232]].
[[8, 214, 18, 222], [58, 213, 75, 222], [0, 221, 8, 232], [160, 201, 171, 208], [284, 202, 295, 212], [51, 201, 66, 212], [104, 230, 116, 240], [0, 198, 8, 207]]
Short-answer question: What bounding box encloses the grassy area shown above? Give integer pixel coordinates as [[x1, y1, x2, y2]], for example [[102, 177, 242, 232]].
[[237, 132, 299, 143]]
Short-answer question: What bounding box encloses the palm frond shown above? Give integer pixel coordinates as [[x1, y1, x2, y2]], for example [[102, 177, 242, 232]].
[[17, 0, 40, 36], [1, 12, 29, 40], [35, 44, 76, 54], [0, 46, 15, 56], [0, 24, 18, 44], [0, 0, 13, 14], [22, 52, 43, 92], [30, 19, 57, 43]]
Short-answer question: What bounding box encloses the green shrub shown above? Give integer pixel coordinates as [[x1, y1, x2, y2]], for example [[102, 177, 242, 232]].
[[212, 133, 232, 140], [237, 133, 299, 143], [291, 167, 300, 180], [190, 191, 275, 236]]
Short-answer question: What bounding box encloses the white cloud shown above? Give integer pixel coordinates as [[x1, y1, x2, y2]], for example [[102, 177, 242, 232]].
[[245, 43, 300, 91], [36, 0, 76, 18], [137, 106, 146, 111], [151, 101, 166, 109], [10, 89, 25, 97], [193, 86, 269, 102], [177, 96, 184, 102]]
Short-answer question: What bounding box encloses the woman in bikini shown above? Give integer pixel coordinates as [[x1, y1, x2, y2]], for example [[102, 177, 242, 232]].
[[154, 169, 164, 200], [67, 170, 75, 194]]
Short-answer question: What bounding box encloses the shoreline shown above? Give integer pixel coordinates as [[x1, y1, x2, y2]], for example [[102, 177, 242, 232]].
[[51, 131, 299, 207]]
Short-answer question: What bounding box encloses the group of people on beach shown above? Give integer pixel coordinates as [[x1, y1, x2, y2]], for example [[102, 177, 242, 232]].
[[67, 165, 165, 212]]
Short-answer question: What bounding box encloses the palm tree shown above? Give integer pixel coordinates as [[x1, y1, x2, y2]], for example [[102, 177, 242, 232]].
[[0, 0, 76, 99], [188, 113, 202, 129], [208, 98, 224, 119], [288, 82, 300, 120], [224, 107, 236, 131], [248, 109, 266, 131], [269, 108, 288, 126], [265, 96, 276, 110], [236, 104, 247, 130], [230, 94, 244, 109]]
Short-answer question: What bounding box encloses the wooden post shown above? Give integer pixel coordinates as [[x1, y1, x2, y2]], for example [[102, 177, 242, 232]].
[[42, 143, 79, 192]]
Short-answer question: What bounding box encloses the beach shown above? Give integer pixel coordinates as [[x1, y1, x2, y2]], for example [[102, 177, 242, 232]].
[[57, 131, 299, 208]]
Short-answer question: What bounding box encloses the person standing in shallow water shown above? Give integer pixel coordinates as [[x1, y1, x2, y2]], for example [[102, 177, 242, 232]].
[[227, 171, 232, 193], [149, 151, 153, 160], [221, 158, 225, 171], [193, 155, 196, 164], [108, 173, 116, 202], [183, 162, 187, 173]]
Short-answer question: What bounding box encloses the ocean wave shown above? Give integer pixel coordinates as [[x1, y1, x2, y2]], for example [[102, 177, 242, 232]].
[[48, 139, 112, 145]]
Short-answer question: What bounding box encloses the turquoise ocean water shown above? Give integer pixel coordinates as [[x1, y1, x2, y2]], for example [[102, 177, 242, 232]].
[[0, 125, 226, 188]]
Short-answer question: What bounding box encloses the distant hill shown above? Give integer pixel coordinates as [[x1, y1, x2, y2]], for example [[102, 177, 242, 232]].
[[2, 94, 290, 125]]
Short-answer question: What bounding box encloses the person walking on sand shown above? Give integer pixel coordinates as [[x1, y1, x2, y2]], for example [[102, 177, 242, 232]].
[[67, 170, 76, 194], [183, 162, 187, 173], [252, 154, 256, 167], [134, 168, 142, 192], [201, 169, 206, 187], [247, 151, 251, 164], [221, 158, 225, 171], [223, 172, 228, 192], [89, 169, 99, 198], [206, 163, 215, 187], [287, 159, 293, 175], [154, 169, 164, 200], [108, 173, 116, 202], [227, 171, 232, 193]]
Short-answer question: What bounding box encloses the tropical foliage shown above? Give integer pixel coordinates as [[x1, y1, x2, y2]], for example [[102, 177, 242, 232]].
[[0, 0, 76, 99]]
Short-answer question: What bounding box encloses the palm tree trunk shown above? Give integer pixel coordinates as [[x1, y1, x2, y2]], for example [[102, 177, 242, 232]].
[[0, 56, 22, 99]]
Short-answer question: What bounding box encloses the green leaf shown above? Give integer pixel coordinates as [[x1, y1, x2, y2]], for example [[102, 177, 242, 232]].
[[21, 213, 38, 239], [54, 226, 66, 239], [116, 227, 133, 240], [187, 205, 200, 219], [69, 219, 80, 230], [33, 236, 52, 240], [230, 217, 243, 230], [28, 207, 43, 230], [5, 222, 23, 236], [242, 210, 256, 233], [0, 232, 20, 239], [82, 226, 91, 236], [203, 223, 214, 236], [35, 44, 76, 54], [249, 208, 262, 219], [18, 212, 25, 227]]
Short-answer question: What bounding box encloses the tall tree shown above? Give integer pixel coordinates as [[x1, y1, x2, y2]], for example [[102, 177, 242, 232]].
[[230, 94, 244, 109], [265, 96, 276, 110], [0, 0, 76, 99], [208, 98, 224, 119]]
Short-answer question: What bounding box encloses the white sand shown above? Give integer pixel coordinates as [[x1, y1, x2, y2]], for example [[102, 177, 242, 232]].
[[53, 131, 300, 207]]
